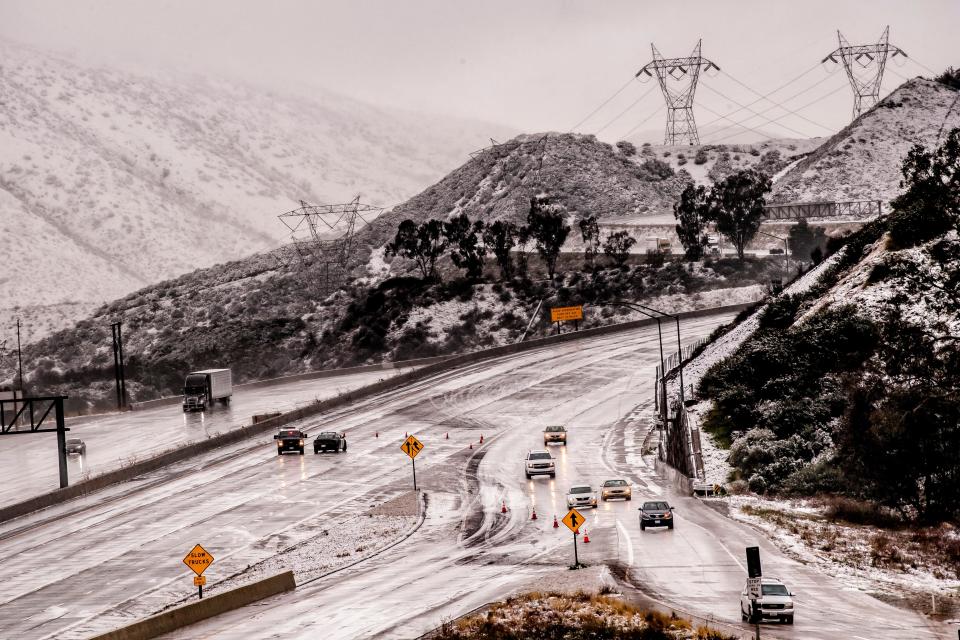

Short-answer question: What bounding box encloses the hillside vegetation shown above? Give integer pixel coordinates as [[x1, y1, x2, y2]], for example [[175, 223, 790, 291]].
[[699, 127, 960, 525], [770, 77, 960, 205]]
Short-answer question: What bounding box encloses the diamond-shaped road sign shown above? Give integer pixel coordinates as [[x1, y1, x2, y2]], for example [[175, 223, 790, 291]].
[[183, 544, 214, 576], [562, 508, 585, 533], [400, 435, 424, 460]]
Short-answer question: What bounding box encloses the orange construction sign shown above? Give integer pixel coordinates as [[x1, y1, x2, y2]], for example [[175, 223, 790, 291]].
[[183, 544, 214, 576], [400, 435, 424, 460], [550, 305, 583, 323], [561, 508, 586, 533]]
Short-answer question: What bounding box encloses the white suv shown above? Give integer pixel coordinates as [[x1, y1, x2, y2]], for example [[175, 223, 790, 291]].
[[740, 577, 795, 624], [524, 450, 556, 479]]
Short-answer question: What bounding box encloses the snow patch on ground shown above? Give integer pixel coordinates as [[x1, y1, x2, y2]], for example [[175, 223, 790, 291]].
[[709, 494, 960, 614]]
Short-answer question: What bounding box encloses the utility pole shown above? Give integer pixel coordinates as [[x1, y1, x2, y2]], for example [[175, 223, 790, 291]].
[[16, 318, 25, 396], [111, 321, 127, 411], [636, 40, 719, 145], [822, 26, 906, 119]]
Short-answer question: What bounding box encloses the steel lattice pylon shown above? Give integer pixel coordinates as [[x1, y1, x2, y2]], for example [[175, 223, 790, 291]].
[[277, 196, 384, 292], [636, 40, 719, 146], [822, 26, 906, 120]]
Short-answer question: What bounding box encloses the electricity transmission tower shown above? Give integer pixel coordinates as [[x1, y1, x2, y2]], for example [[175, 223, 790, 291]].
[[277, 196, 383, 293], [822, 26, 907, 120], [636, 40, 719, 145]]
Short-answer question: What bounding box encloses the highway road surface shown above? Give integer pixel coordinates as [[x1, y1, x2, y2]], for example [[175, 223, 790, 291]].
[[0, 313, 943, 639], [0, 367, 410, 507]]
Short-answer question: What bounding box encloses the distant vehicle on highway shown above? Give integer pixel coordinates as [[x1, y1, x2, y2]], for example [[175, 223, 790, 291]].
[[275, 428, 307, 455], [65, 438, 86, 455], [314, 431, 347, 453], [639, 500, 674, 530], [524, 450, 556, 479], [182, 368, 232, 412], [601, 479, 631, 501], [566, 484, 598, 509], [543, 425, 567, 445], [740, 577, 795, 624]]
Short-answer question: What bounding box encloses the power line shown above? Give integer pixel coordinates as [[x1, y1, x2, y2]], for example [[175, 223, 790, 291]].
[[701, 70, 843, 140], [696, 62, 826, 129], [569, 77, 636, 131], [699, 80, 815, 139], [702, 79, 850, 145], [594, 84, 658, 136], [717, 70, 835, 132], [695, 100, 788, 144], [618, 104, 664, 141]]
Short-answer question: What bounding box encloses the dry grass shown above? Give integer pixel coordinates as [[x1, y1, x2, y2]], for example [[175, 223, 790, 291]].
[[433, 591, 730, 640]]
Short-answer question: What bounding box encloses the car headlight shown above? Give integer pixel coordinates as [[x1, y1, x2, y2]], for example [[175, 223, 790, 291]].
[[299, 439, 304, 446], [663, 512, 672, 518], [784, 603, 793, 609]]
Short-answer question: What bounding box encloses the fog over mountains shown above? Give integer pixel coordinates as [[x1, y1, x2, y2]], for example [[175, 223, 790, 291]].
[[0, 38, 513, 310]]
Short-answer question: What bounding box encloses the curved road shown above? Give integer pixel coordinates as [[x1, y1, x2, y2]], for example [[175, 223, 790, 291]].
[[0, 314, 940, 639]]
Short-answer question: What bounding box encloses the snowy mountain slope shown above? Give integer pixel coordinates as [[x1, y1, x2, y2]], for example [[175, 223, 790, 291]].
[[355, 132, 692, 250], [770, 77, 960, 205], [641, 137, 823, 188], [0, 38, 513, 308]]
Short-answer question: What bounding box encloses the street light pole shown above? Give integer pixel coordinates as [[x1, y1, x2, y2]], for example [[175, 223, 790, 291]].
[[16, 318, 25, 396], [594, 301, 667, 413], [612, 300, 686, 404], [755, 228, 789, 277]]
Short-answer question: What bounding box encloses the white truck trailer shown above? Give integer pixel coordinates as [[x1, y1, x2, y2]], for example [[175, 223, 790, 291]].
[[182, 368, 232, 412]]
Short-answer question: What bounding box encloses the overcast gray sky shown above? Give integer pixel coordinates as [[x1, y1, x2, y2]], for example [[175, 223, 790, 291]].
[[1, 1, 955, 142]]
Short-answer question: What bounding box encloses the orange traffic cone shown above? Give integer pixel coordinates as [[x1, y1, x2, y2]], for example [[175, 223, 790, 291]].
[[405, 432, 408, 438], [501, 501, 507, 514], [445, 432, 449, 439], [583, 529, 591, 543], [375, 431, 379, 438], [480, 434, 484, 444], [553, 515, 560, 528], [469, 443, 473, 449]]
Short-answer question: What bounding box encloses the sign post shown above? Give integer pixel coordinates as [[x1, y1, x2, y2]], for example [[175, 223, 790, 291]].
[[746, 546, 762, 638], [183, 544, 214, 599], [550, 306, 584, 335], [400, 435, 424, 491], [562, 508, 586, 568]]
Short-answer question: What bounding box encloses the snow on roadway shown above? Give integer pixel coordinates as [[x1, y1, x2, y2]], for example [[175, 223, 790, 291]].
[[0, 321, 722, 640], [1, 311, 941, 640], [0, 366, 413, 507]]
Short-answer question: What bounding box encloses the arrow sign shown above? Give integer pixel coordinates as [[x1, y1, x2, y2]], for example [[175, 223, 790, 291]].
[[562, 508, 585, 533], [400, 435, 424, 460]]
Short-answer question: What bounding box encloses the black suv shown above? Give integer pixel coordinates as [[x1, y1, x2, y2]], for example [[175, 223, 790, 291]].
[[274, 429, 307, 455], [639, 500, 675, 530], [314, 431, 347, 453]]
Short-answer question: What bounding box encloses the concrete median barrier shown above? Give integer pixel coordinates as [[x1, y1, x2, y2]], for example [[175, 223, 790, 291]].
[[88, 570, 296, 640], [0, 303, 750, 524]]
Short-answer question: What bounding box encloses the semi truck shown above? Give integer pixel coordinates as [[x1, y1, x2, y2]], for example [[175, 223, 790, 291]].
[[182, 368, 232, 412]]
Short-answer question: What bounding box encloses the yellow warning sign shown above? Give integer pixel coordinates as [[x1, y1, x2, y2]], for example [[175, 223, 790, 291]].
[[401, 435, 424, 459], [550, 305, 583, 322], [183, 544, 214, 576], [562, 508, 586, 533], [194, 575, 207, 586]]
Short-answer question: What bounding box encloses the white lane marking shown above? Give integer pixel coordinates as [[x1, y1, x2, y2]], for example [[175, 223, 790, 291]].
[[616, 518, 634, 566]]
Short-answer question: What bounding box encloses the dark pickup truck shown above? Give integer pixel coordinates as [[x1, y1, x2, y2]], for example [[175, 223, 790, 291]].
[[314, 431, 347, 454], [274, 429, 308, 455]]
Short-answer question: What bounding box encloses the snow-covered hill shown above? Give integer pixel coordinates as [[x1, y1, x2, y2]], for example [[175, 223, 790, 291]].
[[0, 38, 513, 309], [770, 77, 960, 204]]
